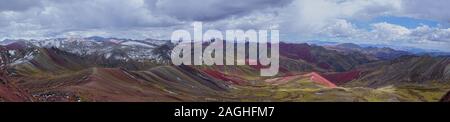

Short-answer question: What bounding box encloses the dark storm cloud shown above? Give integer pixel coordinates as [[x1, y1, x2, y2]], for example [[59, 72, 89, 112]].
[[1, 0, 183, 31], [0, 0, 42, 11], [148, 0, 293, 21], [38, 0, 170, 29], [0, 0, 294, 31]]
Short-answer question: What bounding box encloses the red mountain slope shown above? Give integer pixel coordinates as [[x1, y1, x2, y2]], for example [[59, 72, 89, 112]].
[[321, 70, 361, 85], [0, 83, 31, 102], [304, 72, 338, 88]]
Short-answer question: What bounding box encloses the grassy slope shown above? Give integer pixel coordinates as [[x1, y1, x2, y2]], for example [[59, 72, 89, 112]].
[[228, 76, 448, 102]]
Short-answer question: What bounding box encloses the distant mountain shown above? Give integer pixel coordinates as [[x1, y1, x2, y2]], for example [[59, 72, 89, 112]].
[[335, 43, 361, 49], [416, 52, 450, 57], [326, 43, 412, 60], [1, 37, 170, 62]]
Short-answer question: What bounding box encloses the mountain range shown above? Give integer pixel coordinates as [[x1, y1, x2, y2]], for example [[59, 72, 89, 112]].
[[1, 37, 449, 102]]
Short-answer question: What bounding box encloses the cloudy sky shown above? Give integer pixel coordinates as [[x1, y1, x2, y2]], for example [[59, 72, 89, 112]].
[[0, 0, 449, 51]]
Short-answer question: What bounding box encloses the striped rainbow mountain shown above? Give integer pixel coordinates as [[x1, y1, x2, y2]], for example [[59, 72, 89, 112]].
[[1, 37, 449, 102]]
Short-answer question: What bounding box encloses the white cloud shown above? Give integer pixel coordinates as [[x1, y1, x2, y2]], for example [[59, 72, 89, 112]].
[[319, 21, 450, 51], [279, 0, 402, 34], [370, 22, 411, 41], [0, 0, 449, 51], [0, 0, 291, 39], [319, 19, 360, 38], [401, 0, 450, 23], [411, 25, 450, 42]]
